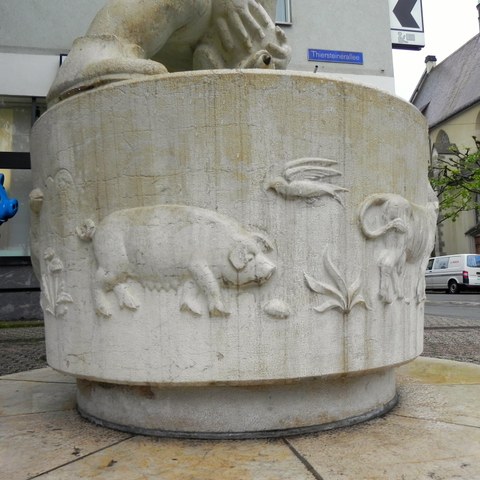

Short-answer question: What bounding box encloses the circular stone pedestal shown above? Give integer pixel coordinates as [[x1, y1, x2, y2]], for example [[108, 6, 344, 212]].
[[30, 71, 436, 437], [77, 370, 397, 438]]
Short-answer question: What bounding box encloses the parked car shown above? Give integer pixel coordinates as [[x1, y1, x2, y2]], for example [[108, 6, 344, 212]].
[[425, 254, 480, 293]]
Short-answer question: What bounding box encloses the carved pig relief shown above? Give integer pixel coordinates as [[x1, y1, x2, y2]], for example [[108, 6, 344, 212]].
[[77, 205, 276, 318]]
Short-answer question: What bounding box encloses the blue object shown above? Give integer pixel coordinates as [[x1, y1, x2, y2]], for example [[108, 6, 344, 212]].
[[0, 173, 18, 225], [307, 49, 363, 65]]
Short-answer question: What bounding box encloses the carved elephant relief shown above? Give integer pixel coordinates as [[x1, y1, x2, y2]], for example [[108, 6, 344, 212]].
[[359, 193, 437, 304]]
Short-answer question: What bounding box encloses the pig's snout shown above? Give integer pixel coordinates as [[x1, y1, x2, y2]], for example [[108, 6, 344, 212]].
[[253, 256, 276, 284]]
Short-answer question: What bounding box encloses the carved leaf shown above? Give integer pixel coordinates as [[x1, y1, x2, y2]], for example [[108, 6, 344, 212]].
[[323, 250, 348, 299], [349, 295, 370, 311], [314, 300, 343, 314], [304, 273, 324, 294], [41, 275, 53, 309], [57, 292, 73, 304], [347, 275, 362, 307], [305, 273, 344, 304]]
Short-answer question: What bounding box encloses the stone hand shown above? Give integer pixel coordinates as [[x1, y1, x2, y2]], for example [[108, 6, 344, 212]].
[[212, 0, 271, 51], [210, 0, 291, 69]]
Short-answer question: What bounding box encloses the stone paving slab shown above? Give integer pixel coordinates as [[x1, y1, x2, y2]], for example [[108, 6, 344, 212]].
[[288, 414, 480, 480], [32, 436, 314, 480], [1, 359, 480, 480], [0, 411, 131, 480]]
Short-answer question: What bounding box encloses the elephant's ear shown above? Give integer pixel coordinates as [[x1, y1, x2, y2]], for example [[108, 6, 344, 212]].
[[229, 243, 248, 270]]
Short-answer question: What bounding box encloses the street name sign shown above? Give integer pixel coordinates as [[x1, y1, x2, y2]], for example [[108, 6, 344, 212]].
[[307, 49, 363, 65]]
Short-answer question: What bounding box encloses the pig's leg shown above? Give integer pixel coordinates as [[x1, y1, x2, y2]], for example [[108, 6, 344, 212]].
[[93, 267, 114, 317], [180, 280, 203, 316], [94, 266, 139, 316], [113, 283, 140, 311], [189, 262, 230, 317]]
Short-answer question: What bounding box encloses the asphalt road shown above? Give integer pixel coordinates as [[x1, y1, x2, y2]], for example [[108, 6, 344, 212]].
[[426, 292, 480, 319]]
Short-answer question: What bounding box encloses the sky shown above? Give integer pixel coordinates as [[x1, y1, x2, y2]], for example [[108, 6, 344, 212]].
[[392, 0, 479, 100]]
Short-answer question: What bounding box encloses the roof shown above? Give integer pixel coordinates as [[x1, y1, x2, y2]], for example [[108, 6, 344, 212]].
[[410, 34, 480, 129]]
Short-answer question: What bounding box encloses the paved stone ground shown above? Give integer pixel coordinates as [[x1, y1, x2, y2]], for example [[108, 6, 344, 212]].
[[0, 314, 478, 376], [0, 325, 47, 375], [423, 314, 480, 365]]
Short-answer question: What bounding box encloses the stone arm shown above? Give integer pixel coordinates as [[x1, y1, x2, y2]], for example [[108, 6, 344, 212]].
[[47, 0, 211, 104], [47, 0, 290, 105], [86, 0, 211, 58]]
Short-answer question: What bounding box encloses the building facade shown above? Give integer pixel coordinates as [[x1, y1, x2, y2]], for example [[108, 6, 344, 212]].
[[411, 29, 480, 255]]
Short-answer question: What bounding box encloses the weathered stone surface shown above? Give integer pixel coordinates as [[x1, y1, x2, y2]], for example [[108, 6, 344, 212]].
[[31, 71, 436, 434]]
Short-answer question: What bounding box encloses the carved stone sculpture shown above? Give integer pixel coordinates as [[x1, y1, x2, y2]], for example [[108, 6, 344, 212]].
[[268, 157, 348, 204], [47, 0, 291, 105], [77, 205, 276, 317], [31, 9, 436, 434], [359, 193, 438, 304]]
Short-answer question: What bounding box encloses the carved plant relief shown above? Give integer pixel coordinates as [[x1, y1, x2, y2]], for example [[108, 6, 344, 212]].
[[268, 158, 348, 204], [78, 205, 276, 318], [29, 188, 44, 279], [40, 248, 73, 317], [359, 193, 438, 304], [304, 248, 369, 316]]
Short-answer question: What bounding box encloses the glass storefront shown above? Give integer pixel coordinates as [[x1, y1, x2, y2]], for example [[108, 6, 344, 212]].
[[0, 96, 46, 257]]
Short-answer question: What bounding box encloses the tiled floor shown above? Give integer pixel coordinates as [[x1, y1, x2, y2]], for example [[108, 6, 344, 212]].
[[1, 358, 479, 480]]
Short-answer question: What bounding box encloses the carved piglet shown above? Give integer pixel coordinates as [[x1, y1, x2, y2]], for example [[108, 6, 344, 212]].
[[77, 205, 276, 317]]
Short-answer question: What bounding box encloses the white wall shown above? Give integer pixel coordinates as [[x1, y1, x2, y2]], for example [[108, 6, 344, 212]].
[[284, 0, 395, 92]]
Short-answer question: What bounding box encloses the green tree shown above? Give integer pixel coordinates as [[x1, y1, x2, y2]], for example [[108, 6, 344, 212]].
[[429, 136, 480, 225]]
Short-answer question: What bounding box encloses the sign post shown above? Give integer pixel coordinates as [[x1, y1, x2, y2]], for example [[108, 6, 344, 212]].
[[390, 0, 424, 50]]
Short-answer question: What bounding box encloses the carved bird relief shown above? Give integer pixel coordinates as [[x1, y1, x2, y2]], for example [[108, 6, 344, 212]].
[[267, 158, 348, 205]]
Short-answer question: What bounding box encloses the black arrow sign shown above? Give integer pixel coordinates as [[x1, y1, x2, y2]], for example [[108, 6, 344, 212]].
[[393, 0, 419, 29]]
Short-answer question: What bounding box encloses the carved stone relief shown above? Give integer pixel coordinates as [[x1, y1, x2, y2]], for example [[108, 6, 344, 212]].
[[263, 299, 291, 319], [268, 158, 348, 204], [77, 205, 276, 318], [29, 188, 44, 278], [359, 193, 438, 304], [305, 248, 370, 316], [40, 248, 73, 317]]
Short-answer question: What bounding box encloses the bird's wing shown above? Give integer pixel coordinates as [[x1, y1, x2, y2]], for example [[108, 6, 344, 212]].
[[283, 158, 342, 182]]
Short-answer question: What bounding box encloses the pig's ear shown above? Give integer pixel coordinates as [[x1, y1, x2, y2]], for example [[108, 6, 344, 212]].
[[229, 243, 248, 270], [252, 232, 273, 252]]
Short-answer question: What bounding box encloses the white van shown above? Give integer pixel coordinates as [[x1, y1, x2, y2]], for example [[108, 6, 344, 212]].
[[425, 254, 480, 293]]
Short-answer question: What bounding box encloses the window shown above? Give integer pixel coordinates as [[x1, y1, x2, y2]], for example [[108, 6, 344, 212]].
[[467, 255, 480, 267], [276, 0, 292, 24], [433, 130, 453, 155], [0, 96, 46, 257], [434, 257, 448, 269]]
